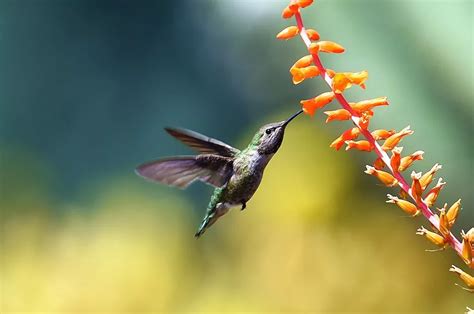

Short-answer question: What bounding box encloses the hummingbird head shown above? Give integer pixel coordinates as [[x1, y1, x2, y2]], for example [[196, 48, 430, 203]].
[[252, 109, 303, 155]]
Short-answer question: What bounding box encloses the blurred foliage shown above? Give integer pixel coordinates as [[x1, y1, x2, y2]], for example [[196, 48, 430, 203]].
[[0, 0, 472, 312]]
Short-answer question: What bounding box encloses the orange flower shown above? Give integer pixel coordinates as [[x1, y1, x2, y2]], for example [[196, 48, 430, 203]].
[[324, 109, 351, 122], [359, 110, 373, 130], [381, 126, 414, 150], [365, 166, 398, 186], [301, 92, 335, 116], [449, 265, 474, 289], [276, 26, 299, 40], [291, 55, 313, 69], [417, 226, 446, 247], [346, 140, 373, 152], [390, 147, 403, 173], [410, 171, 423, 203], [373, 157, 385, 170], [461, 230, 473, 265], [387, 194, 419, 216], [290, 66, 320, 84], [296, 0, 314, 8], [332, 73, 352, 94], [310, 41, 345, 54], [419, 163, 442, 190], [281, 6, 295, 19], [399, 150, 424, 172], [438, 204, 451, 237], [424, 178, 446, 207], [371, 129, 395, 141], [344, 70, 368, 89], [330, 127, 360, 150], [350, 97, 388, 114], [306, 29, 320, 41], [288, 0, 300, 13], [446, 199, 461, 228]]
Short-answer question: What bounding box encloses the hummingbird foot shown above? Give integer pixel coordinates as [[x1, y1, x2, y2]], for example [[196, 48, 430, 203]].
[[241, 201, 247, 211]]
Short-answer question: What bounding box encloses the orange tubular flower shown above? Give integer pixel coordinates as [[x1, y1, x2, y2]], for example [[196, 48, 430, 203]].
[[359, 110, 373, 130], [410, 171, 423, 203], [350, 97, 388, 114], [438, 204, 451, 237], [276, 26, 299, 40], [330, 127, 360, 150], [290, 66, 320, 84], [291, 55, 313, 69], [310, 41, 345, 54], [461, 230, 473, 265], [332, 73, 352, 94], [387, 194, 419, 216], [371, 129, 396, 141], [288, 0, 300, 13], [446, 199, 461, 228], [381, 126, 414, 151], [343, 70, 368, 89], [419, 163, 442, 190], [346, 140, 373, 152], [390, 147, 402, 173], [424, 178, 446, 207], [373, 157, 385, 170], [399, 150, 424, 172], [324, 109, 351, 122], [417, 226, 446, 247], [325, 68, 336, 78], [306, 29, 320, 41], [449, 265, 474, 289], [365, 166, 398, 187], [300, 92, 335, 116]]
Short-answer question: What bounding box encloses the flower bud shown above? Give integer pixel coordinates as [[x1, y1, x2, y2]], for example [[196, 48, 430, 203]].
[[446, 199, 461, 228], [290, 66, 320, 84], [390, 147, 403, 173], [343, 70, 368, 89], [276, 26, 299, 40], [419, 163, 442, 190], [449, 265, 474, 289], [324, 109, 351, 122], [399, 150, 424, 172], [365, 166, 398, 187], [416, 226, 446, 247], [282, 6, 295, 19], [291, 55, 313, 69], [381, 126, 414, 151], [346, 140, 373, 152], [300, 92, 335, 116], [424, 178, 446, 207], [325, 68, 336, 78], [371, 129, 395, 141], [306, 29, 320, 41], [387, 194, 419, 216], [350, 97, 388, 114], [296, 0, 314, 8], [359, 110, 373, 130], [438, 204, 450, 237], [288, 0, 300, 12], [330, 128, 360, 150], [310, 41, 345, 54]]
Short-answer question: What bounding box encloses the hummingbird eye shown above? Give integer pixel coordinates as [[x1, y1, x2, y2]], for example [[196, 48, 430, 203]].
[[265, 128, 272, 135]]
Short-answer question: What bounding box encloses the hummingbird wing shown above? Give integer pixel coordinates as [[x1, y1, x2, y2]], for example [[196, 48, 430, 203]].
[[165, 127, 240, 157], [135, 154, 233, 189]]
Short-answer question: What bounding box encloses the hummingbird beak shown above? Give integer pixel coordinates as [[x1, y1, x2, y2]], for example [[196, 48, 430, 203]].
[[282, 109, 304, 128]]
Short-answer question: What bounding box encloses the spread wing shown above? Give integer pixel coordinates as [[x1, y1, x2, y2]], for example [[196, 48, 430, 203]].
[[165, 127, 240, 157], [135, 154, 233, 189]]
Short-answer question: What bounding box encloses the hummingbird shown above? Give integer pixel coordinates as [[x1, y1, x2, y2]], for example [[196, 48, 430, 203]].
[[135, 109, 303, 237]]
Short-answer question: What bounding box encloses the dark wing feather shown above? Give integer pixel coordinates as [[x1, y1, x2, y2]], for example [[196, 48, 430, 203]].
[[135, 155, 233, 189], [165, 127, 240, 157]]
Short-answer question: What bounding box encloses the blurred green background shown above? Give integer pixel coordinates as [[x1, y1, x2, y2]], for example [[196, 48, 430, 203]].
[[0, 0, 472, 312]]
